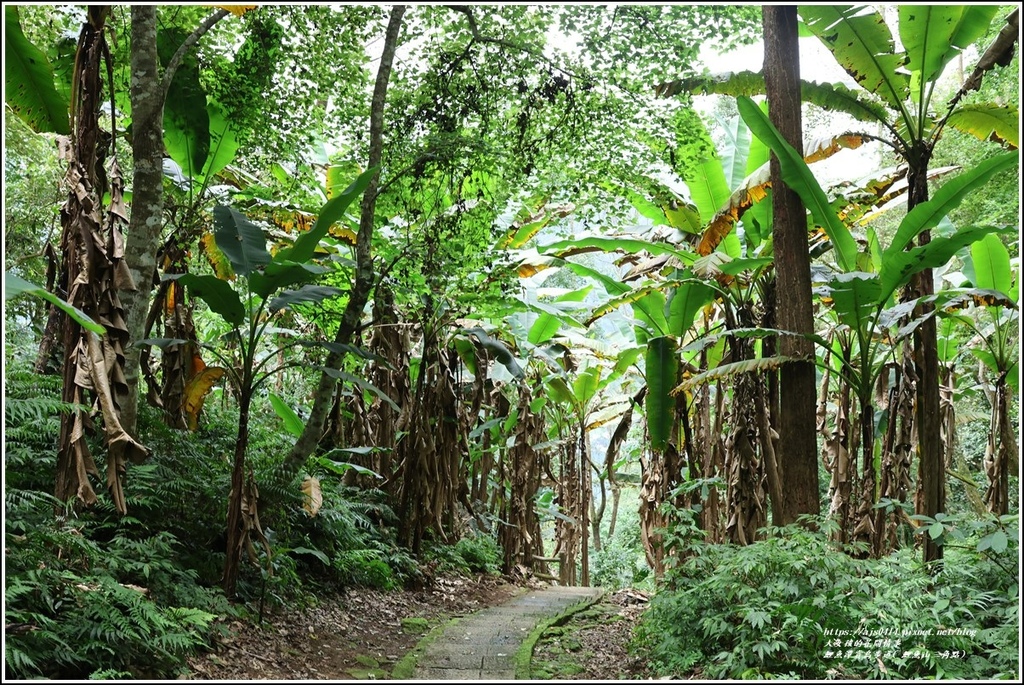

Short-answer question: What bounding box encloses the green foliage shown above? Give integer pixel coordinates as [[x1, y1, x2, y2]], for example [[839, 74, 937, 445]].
[[423, 534, 504, 576], [4, 5, 70, 135], [636, 514, 1020, 680], [453, 534, 504, 575], [590, 534, 651, 590], [3, 107, 62, 292], [3, 365, 231, 679], [4, 490, 220, 680]]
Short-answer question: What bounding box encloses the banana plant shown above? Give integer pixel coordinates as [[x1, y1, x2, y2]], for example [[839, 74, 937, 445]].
[[954, 234, 1019, 515], [676, 98, 1017, 553], [143, 168, 377, 596], [660, 4, 1019, 562], [538, 337, 638, 586]]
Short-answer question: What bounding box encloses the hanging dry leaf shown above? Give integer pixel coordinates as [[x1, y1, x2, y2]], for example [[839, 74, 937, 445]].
[[301, 476, 323, 517]]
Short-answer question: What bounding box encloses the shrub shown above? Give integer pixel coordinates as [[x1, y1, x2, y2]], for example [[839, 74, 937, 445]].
[[422, 533, 504, 577], [453, 534, 503, 575], [635, 513, 1020, 680]]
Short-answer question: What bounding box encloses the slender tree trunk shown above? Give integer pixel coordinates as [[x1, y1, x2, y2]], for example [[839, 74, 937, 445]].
[[120, 5, 162, 437], [282, 5, 406, 475], [120, 7, 229, 437], [907, 144, 944, 565], [608, 484, 621, 538], [579, 422, 591, 586], [763, 5, 819, 524], [591, 471, 605, 553]]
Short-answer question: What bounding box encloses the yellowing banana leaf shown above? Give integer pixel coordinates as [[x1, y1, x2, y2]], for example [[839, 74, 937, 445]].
[[329, 224, 358, 245], [586, 402, 631, 431], [200, 232, 234, 279], [215, 5, 257, 17], [696, 132, 867, 256], [697, 164, 771, 256], [672, 355, 803, 394], [803, 133, 866, 164], [947, 103, 1019, 149], [183, 366, 226, 431]]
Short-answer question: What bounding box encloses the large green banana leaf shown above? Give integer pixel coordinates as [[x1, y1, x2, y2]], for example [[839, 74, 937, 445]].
[[798, 5, 910, 113], [645, 336, 679, 452], [737, 97, 860, 272], [899, 5, 997, 102], [5, 6, 70, 135]]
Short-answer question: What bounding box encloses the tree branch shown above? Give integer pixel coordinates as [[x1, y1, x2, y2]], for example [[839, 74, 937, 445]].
[[445, 5, 588, 82], [161, 8, 230, 99]]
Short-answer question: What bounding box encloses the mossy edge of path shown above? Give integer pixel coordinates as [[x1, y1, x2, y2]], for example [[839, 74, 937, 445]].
[[389, 586, 529, 679], [389, 615, 459, 679], [513, 589, 606, 680]]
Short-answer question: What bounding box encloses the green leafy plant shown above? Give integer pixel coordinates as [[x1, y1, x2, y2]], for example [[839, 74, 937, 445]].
[[143, 168, 377, 596], [635, 511, 1020, 680]]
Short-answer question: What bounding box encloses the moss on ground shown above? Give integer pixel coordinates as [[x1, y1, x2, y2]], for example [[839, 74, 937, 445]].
[[528, 598, 626, 679], [514, 592, 605, 679]]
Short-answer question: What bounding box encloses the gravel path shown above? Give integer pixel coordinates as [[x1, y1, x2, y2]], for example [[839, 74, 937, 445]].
[[409, 586, 604, 680]]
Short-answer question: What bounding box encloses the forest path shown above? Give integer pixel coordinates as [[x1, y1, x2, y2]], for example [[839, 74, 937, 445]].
[[403, 585, 604, 680]]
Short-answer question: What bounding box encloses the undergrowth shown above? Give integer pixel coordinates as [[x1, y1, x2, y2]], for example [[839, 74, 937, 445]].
[[635, 511, 1019, 680], [3, 354, 492, 678]]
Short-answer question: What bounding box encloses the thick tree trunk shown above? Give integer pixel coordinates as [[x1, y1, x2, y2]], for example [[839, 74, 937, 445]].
[[281, 5, 406, 475], [763, 5, 819, 524]]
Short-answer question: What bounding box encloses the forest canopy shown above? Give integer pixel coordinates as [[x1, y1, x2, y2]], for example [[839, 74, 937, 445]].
[[3, 3, 1019, 680]]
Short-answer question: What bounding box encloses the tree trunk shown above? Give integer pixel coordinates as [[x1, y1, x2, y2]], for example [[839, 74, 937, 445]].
[[591, 472, 605, 553], [120, 8, 229, 437], [984, 379, 1014, 516], [763, 4, 819, 524], [281, 5, 406, 475], [119, 5, 163, 437], [608, 484, 621, 538], [580, 423, 591, 586], [906, 144, 944, 565], [222, 393, 252, 597]]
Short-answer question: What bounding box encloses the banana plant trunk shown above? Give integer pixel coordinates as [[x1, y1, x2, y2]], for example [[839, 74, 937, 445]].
[[222, 391, 252, 597], [984, 379, 1015, 516]]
